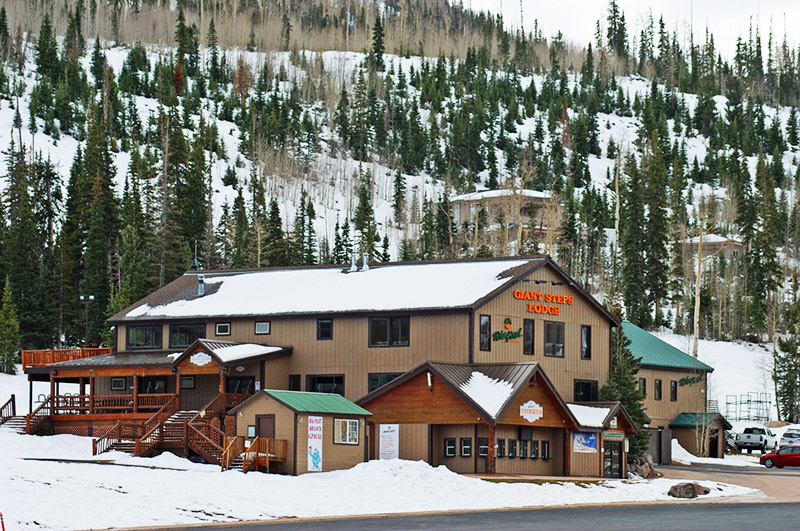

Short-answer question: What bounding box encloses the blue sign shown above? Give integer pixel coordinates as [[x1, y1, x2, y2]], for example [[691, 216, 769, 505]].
[[573, 432, 598, 453]]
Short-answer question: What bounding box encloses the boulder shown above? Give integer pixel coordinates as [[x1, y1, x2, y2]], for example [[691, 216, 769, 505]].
[[668, 482, 711, 498]]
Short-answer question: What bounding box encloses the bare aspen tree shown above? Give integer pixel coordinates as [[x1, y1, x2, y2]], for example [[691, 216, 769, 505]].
[[691, 197, 722, 358]]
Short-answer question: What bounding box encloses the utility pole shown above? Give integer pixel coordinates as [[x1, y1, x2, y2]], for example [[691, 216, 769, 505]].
[[80, 295, 95, 348]]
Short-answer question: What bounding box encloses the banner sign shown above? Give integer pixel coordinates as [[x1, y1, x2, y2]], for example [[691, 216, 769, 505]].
[[190, 353, 212, 366], [519, 400, 543, 423], [307, 416, 323, 471], [573, 432, 598, 453], [379, 424, 399, 460]]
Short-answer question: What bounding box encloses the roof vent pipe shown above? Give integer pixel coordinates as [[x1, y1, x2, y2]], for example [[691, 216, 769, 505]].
[[197, 274, 205, 297], [349, 251, 358, 273], [362, 253, 369, 272]]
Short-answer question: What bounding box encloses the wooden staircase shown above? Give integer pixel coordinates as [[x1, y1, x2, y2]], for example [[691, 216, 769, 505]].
[[0, 416, 27, 434]]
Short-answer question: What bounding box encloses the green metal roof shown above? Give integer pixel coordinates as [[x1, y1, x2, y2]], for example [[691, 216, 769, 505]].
[[622, 321, 714, 372], [670, 412, 732, 429], [264, 390, 372, 416]]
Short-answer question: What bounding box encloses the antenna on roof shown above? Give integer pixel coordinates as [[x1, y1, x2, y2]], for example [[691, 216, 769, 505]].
[[189, 241, 203, 271]]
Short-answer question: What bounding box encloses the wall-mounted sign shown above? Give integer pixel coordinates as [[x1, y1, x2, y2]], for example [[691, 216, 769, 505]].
[[513, 290, 574, 316], [307, 416, 323, 471], [610, 417, 618, 429], [190, 353, 212, 367], [519, 400, 544, 423], [493, 318, 522, 343], [235, 365, 245, 372], [679, 375, 703, 387], [379, 424, 399, 460], [604, 432, 624, 439], [573, 432, 598, 453]]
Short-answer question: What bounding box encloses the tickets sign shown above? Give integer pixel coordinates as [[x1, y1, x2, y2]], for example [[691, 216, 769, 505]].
[[519, 400, 544, 423]]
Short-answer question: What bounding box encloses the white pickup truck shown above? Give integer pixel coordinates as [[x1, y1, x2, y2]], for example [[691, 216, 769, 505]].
[[736, 427, 778, 453]]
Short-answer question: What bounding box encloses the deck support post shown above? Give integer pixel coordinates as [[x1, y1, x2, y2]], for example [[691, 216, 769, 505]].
[[132, 372, 138, 413], [487, 423, 495, 475], [50, 372, 56, 416], [28, 380, 33, 414], [564, 428, 571, 476], [79, 378, 86, 410], [89, 371, 95, 415]]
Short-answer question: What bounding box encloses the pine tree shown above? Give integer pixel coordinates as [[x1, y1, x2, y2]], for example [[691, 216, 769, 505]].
[[353, 170, 379, 259], [370, 14, 385, 71], [642, 134, 669, 326], [230, 190, 251, 268], [334, 88, 350, 147], [392, 171, 406, 226], [265, 198, 289, 267], [381, 234, 391, 262], [600, 302, 650, 458], [0, 277, 20, 374], [620, 155, 650, 327], [176, 132, 210, 258], [207, 18, 221, 84], [35, 13, 59, 82], [774, 279, 800, 422]]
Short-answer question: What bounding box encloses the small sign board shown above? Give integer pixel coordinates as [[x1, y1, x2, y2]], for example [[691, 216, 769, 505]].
[[573, 432, 598, 453], [307, 416, 323, 471], [379, 424, 399, 460], [610, 416, 618, 429], [190, 353, 212, 367], [519, 400, 543, 423]]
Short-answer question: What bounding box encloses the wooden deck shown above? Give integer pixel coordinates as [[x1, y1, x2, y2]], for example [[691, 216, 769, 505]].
[[22, 348, 113, 370]]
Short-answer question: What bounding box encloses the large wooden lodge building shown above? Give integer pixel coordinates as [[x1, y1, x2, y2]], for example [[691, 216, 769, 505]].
[[14, 256, 720, 477]]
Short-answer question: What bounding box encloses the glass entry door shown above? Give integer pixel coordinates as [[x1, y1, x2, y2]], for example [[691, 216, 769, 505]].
[[603, 441, 623, 478]]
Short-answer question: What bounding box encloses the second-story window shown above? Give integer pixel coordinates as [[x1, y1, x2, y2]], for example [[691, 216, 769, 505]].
[[169, 323, 205, 348], [479, 315, 491, 351], [369, 316, 410, 347], [126, 326, 162, 350], [317, 319, 333, 340], [544, 321, 565, 357]]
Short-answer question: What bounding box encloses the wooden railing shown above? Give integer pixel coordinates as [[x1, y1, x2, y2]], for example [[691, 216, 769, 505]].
[[21, 348, 112, 369], [187, 422, 225, 464], [134, 395, 180, 457], [224, 393, 251, 410], [1, 394, 16, 424], [92, 423, 144, 455], [26, 397, 52, 434], [242, 437, 288, 473], [51, 393, 175, 414], [221, 436, 245, 471]]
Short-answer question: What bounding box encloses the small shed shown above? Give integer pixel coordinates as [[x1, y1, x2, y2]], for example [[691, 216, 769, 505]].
[[567, 402, 637, 478], [670, 412, 732, 458], [229, 390, 371, 475]]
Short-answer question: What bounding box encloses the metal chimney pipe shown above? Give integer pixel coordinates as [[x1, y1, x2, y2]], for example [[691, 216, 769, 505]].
[[349, 251, 358, 273], [198, 274, 205, 296], [362, 253, 369, 272]]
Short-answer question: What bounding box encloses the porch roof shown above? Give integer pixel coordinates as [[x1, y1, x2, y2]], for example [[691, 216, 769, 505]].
[[26, 351, 176, 373]]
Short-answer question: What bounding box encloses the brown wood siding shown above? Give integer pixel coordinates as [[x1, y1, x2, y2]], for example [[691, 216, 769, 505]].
[[432, 425, 475, 473], [262, 358, 289, 390], [569, 432, 600, 477], [398, 424, 429, 461], [473, 265, 612, 402], [180, 374, 219, 410], [492, 425, 562, 475], [215, 313, 470, 402], [294, 414, 366, 474], [638, 368, 706, 427], [234, 394, 297, 474], [496, 372, 575, 429]]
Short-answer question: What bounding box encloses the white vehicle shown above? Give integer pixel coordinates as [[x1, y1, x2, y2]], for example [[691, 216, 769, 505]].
[[736, 427, 778, 452], [779, 431, 800, 448]]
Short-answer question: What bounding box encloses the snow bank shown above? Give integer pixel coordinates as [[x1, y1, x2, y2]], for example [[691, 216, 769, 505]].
[[0, 429, 758, 530], [459, 371, 515, 418], [671, 439, 760, 468]]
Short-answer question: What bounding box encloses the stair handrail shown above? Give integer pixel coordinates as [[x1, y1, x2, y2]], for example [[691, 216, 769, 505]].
[[93, 423, 122, 455], [0, 394, 16, 424], [243, 436, 259, 473], [26, 396, 52, 434], [186, 422, 224, 464], [220, 435, 244, 471], [134, 394, 180, 457], [188, 393, 225, 425]]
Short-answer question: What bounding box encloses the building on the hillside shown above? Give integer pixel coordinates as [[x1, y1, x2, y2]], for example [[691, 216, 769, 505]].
[[450, 189, 561, 243], [684, 234, 743, 261], [227, 389, 371, 475], [16, 256, 710, 476], [623, 321, 728, 459]]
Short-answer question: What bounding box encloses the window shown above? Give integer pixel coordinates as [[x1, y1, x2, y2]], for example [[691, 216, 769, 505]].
[[497, 439, 506, 457], [639, 378, 647, 398], [443, 438, 456, 457], [215, 322, 231, 336], [654, 379, 663, 401], [180, 376, 195, 390], [255, 321, 271, 335], [306, 374, 344, 396], [368, 373, 402, 393], [334, 418, 359, 444], [479, 315, 491, 351], [368, 317, 410, 347], [317, 319, 333, 340], [581, 325, 592, 360], [247, 425, 256, 438], [544, 321, 565, 357], [542, 440, 550, 459], [288, 374, 301, 391], [519, 440, 528, 458], [574, 379, 599, 402], [531, 440, 539, 459], [126, 326, 162, 350], [477, 438, 489, 457], [523, 319, 535, 355], [670, 380, 678, 402], [508, 440, 517, 458], [460, 438, 472, 457], [226, 377, 255, 394], [110, 377, 126, 391], [169, 323, 205, 348]]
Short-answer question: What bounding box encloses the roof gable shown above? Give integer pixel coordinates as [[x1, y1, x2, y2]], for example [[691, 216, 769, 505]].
[[265, 390, 371, 416], [171, 339, 289, 367], [670, 412, 732, 430], [623, 321, 713, 372]]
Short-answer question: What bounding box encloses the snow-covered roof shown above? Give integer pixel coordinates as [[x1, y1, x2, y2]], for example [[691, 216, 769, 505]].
[[113, 258, 543, 321], [213, 343, 283, 363], [450, 189, 551, 202], [459, 371, 515, 418], [685, 234, 741, 244], [568, 404, 612, 428]]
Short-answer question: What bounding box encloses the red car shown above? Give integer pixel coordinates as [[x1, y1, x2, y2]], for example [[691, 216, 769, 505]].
[[760, 445, 800, 468]]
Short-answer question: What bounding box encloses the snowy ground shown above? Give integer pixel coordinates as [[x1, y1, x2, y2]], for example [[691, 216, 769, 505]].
[[0, 429, 758, 531], [671, 439, 761, 468], [651, 330, 777, 421]]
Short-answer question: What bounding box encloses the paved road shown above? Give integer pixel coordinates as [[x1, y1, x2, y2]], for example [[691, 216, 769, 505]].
[[177, 503, 798, 530]]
